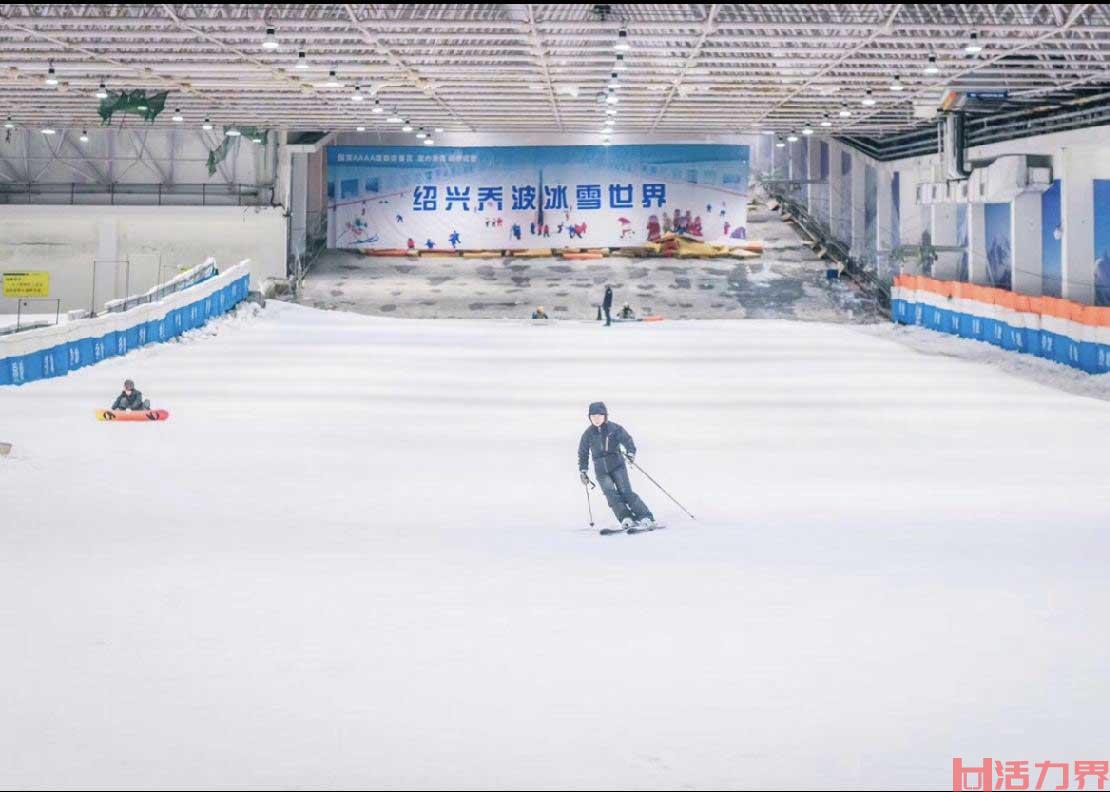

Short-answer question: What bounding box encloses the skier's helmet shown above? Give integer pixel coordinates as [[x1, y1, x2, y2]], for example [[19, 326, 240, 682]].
[[124, 379, 135, 390], [588, 401, 608, 417]]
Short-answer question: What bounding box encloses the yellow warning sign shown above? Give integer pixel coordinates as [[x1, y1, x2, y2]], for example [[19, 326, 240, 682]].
[[3, 272, 50, 298]]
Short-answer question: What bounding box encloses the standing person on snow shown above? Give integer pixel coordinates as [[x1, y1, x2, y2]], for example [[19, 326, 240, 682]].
[[602, 285, 614, 327], [578, 402, 655, 531], [111, 379, 150, 411]]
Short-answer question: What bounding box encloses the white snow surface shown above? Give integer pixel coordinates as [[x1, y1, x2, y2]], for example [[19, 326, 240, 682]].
[[2, 302, 1109, 790]]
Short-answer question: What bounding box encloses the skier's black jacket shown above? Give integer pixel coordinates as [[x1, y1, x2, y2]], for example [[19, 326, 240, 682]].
[[603, 287, 613, 309], [111, 389, 145, 411], [578, 420, 637, 476]]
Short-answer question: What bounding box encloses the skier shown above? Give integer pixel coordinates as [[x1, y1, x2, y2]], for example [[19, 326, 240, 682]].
[[111, 379, 150, 411], [532, 306, 549, 320], [618, 302, 635, 320], [578, 402, 655, 532], [602, 285, 613, 326]]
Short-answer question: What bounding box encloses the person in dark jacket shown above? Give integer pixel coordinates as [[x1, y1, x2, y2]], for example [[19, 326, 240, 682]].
[[618, 302, 635, 320], [578, 402, 654, 530], [602, 285, 613, 326], [532, 305, 549, 320], [111, 379, 150, 411]]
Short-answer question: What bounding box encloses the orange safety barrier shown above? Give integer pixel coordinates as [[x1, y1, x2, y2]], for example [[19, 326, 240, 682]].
[[898, 275, 1110, 328]]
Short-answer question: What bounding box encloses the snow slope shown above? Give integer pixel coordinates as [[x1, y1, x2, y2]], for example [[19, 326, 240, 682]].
[[1, 302, 1108, 790]]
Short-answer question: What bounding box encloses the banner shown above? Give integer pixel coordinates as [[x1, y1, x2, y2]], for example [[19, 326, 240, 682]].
[[325, 144, 749, 251]]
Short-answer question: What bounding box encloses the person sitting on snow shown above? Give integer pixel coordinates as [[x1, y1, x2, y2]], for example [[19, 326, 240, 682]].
[[532, 306, 549, 320], [111, 379, 150, 411], [619, 303, 635, 320]]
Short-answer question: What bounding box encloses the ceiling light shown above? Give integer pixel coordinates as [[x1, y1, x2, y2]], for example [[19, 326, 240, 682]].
[[924, 54, 939, 75], [45, 64, 58, 86], [3, 117, 13, 129], [820, 119, 832, 127], [387, 115, 402, 123], [787, 134, 799, 142], [136, 103, 148, 111], [434, 127, 444, 133], [226, 127, 241, 137], [41, 127, 56, 135], [890, 75, 904, 91], [839, 109, 852, 117], [761, 129, 775, 135], [615, 54, 626, 70], [356, 125, 366, 132], [606, 91, 619, 105], [965, 32, 983, 54], [861, 90, 876, 106], [423, 138, 434, 146], [79, 130, 89, 142], [802, 128, 813, 135], [262, 26, 279, 50], [605, 107, 617, 116], [172, 109, 183, 122], [402, 122, 413, 132], [604, 118, 615, 127], [324, 69, 340, 88], [416, 128, 427, 138], [775, 140, 785, 148], [96, 81, 108, 99], [614, 28, 630, 52], [295, 50, 308, 70], [351, 86, 364, 102], [202, 118, 213, 131], [372, 100, 383, 114]]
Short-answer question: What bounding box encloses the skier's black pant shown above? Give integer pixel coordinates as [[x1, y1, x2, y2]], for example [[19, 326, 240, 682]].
[[597, 465, 652, 522], [604, 306, 611, 326]]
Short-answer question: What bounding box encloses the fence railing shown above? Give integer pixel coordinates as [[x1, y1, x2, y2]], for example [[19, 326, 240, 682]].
[[0, 182, 274, 206]]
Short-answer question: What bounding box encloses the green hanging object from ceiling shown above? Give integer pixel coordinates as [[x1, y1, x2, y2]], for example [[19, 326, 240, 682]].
[[98, 90, 169, 124], [206, 126, 269, 176]]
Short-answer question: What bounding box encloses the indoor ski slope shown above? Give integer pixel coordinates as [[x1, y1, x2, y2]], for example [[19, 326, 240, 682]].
[[2, 303, 1109, 790]]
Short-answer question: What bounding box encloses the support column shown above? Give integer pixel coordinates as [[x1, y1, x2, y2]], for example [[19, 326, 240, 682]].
[[968, 203, 989, 285], [1058, 146, 1096, 304], [850, 151, 866, 259], [806, 138, 822, 221], [931, 203, 959, 280], [1011, 191, 1043, 296], [829, 143, 845, 243]]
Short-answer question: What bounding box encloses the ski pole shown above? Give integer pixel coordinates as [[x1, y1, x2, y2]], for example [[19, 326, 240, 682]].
[[583, 476, 596, 528], [623, 453, 696, 521]]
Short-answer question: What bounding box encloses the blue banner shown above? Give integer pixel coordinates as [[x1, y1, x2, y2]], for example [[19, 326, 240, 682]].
[[325, 143, 749, 251]]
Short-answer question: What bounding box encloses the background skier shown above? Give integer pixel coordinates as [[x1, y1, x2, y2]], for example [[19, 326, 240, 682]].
[[602, 285, 613, 326], [578, 402, 655, 532]]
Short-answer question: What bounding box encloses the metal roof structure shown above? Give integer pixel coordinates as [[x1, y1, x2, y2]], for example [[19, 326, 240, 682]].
[[2, 3, 1109, 142]]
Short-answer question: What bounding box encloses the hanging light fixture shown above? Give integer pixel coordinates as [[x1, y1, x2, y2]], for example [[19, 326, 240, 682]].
[[202, 117, 213, 131], [423, 138, 434, 146], [416, 127, 427, 139], [965, 32, 983, 54], [606, 89, 619, 105], [251, 135, 264, 143], [136, 102, 148, 111], [839, 108, 852, 117], [295, 50, 309, 70], [890, 75, 904, 91], [45, 63, 58, 86], [608, 71, 620, 89], [775, 138, 786, 148], [262, 26, 280, 50], [787, 133, 799, 142], [324, 69, 340, 88], [351, 86, 364, 102], [356, 125, 366, 132], [802, 128, 813, 136], [79, 129, 89, 142], [226, 127, 241, 137], [762, 129, 775, 135], [96, 81, 108, 99], [861, 90, 876, 106], [3, 117, 14, 129], [172, 109, 184, 122], [372, 100, 383, 114], [924, 54, 939, 75], [386, 112, 402, 123], [615, 54, 626, 70], [820, 115, 832, 127], [402, 121, 414, 132], [434, 127, 444, 133], [41, 127, 56, 135], [614, 28, 630, 52], [606, 107, 618, 116]]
